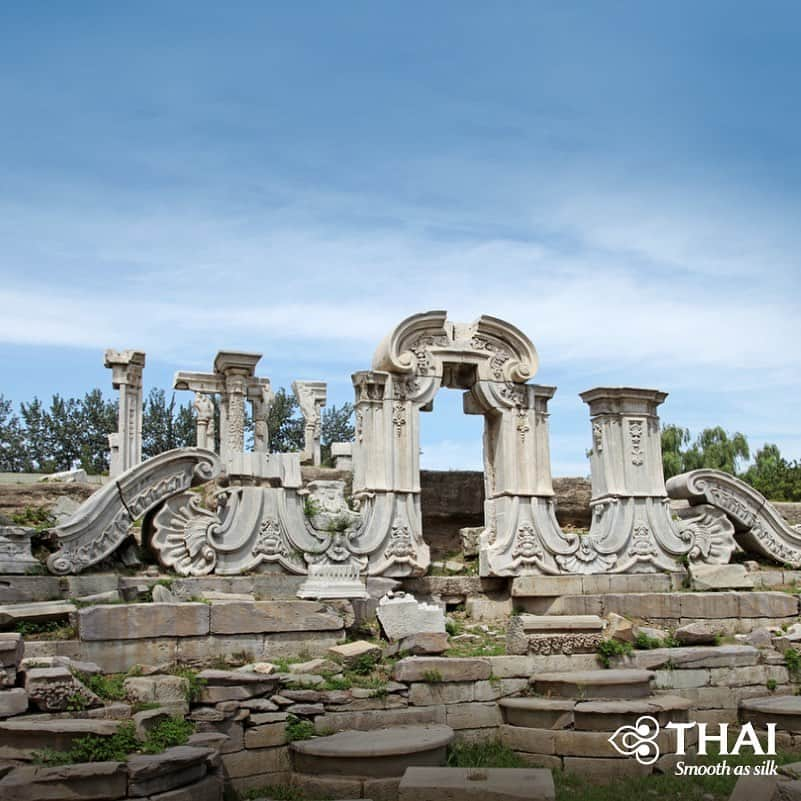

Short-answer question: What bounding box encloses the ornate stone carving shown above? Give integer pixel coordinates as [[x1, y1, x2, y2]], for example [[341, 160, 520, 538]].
[[0, 526, 39, 573], [193, 392, 216, 450], [47, 447, 221, 575], [629, 420, 645, 466], [667, 469, 801, 567]]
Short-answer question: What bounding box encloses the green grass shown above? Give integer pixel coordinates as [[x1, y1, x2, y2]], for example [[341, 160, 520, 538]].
[[554, 749, 801, 801], [785, 647, 801, 677], [33, 717, 195, 765], [14, 620, 76, 639], [446, 739, 527, 768], [166, 665, 206, 703], [596, 638, 633, 667], [73, 671, 127, 701], [285, 716, 316, 742], [236, 785, 304, 801]]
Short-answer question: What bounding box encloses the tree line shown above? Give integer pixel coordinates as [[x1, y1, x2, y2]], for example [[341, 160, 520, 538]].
[[661, 424, 801, 502], [0, 388, 355, 474]]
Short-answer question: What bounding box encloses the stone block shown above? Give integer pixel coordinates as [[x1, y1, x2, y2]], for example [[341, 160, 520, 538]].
[[562, 755, 650, 780], [0, 576, 62, 604], [485, 656, 538, 678], [364, 776, 402, 801], [0, 688, 27, 718], [604, 593, 681, 619], [499, 725, 557, 754], [689, 564, 755, 590], [209, 601, 343, 634], [377, 593, 446, 641], [393, 657, 491, 683], [465, 597, 513, 621], [445, 701, 502, 729], [244, 721, 288, 748], [127, 746, 210, 796], [25, 666, 102, 712], [221, 745, 291, 777], [511, 576, 582, 597], [678, 592, 737, 619], [409, 682, 474, 706], [740, 592, 800, 619], [0, 761, 127, 800], [675, 621, 724, 645], [78, 603, 209, 640], [581, 574, 674, 594], [654, 669, 710, 689], [314, 705, 445, 734], [400, 632, 450, 655], [0, 718, 121, 759], [473, 678, 529, 701], [0, 601, 75, 627], [291, 772, 362, 799], [149, 773, 223, 801], [328, 640, 382, 668], [398, 766, 555, 801], [0, 633, 23, 668], [81, 638, 179, 673]]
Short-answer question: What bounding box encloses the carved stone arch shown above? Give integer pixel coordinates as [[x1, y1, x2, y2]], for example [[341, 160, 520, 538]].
[[353, 310, 571, 577]]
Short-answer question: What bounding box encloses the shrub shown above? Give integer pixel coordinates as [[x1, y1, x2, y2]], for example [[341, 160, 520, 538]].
[[596, 639, 633, 668], [141, 717, 194, 754], [286, 716, 316, 742], [446, 739, 526, 768]]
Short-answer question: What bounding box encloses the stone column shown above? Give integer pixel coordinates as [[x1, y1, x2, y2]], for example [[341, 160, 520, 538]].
[[213, 352, 262, 464], [192, 393, 215, 450], [293, 381, 327, 465], [579, 387, 689, 572], [104, 350, 146, 477]]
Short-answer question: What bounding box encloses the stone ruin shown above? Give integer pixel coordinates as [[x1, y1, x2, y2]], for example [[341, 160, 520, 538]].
[[2, 309, 801, 801]]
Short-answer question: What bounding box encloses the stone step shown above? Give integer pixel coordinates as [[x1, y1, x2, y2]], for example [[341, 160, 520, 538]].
[[0, 718, 121, 759], [573, 695, 692, 731], [291, 724, 454, 778], [398, 766, 555, 800], [530, 669, 655, 699], [739, 695, 801, 731], [499, 698, 575, 730]]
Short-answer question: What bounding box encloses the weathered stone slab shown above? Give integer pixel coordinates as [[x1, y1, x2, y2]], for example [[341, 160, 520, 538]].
[[499, 724, 557, 754], [314, 704, 445, 734], [739, 592, 800, 619], [506, 615, 604, 656], [740, 695, 801, 731], [292, 724, 454, 777], [0, 601, 75, 627], [573, 695, 691, 731], [689, 564, 755, 590], [511, 576, 583, 597], [127, 745, 210, 796], [499, 698, 574, 730], [400, 632, 450, 655], [674, 621, 724, 645], [0, 576, 62, 604], [220, 745, 291, 778], [244, 721, 287, 748], [0, 761, 127, 800], [149, 773, 223, 801], [78, 603, 209, 640], [25, 665, 102, 712], [0, 633, 23, 667], [531, 670, 654, 699], [209, 601, 343, 634], [409, 682, 474, 706], [445, 701, 502, 730], [377, 593, 446, 641], [328, 640, 382, 668], [399, 765, 555, 800], [0, 688, 27, 718], [628, 645, 759, 670], [0, 718, 121, 758], [393, 657, 491, 683]]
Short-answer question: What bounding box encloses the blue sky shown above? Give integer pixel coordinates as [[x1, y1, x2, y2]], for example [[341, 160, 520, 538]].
[[1, 2, 800, 474]]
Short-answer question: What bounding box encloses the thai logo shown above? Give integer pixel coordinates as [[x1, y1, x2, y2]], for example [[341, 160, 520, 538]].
[[608, 715, 661, 765]]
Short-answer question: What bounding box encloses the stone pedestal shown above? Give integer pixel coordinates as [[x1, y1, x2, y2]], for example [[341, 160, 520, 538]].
[[0, 527, 40, 574], [104, 349, 145, 477], [331, 442, 353, 471]]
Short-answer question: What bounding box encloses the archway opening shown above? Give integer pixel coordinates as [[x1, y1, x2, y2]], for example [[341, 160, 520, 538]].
[[419, 388, 486, 561]]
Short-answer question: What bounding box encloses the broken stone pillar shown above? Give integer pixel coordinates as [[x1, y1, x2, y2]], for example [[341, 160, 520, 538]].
[[104, 349, 145, 477], [192, 393, 215, 450], [252, 383, 275, 453], [293, 381, 327, 465]]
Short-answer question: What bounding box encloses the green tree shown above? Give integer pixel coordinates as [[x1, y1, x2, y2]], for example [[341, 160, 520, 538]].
[[75, 389, 118, 473], [19, 397, 53, 472], [741, 444, 801, 502], [320, 402, 355, 466], [661, 424, 691, 479], [142, 389, 195, 458], [268, 388, 304, 453], [0, 395, 29, 472]]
